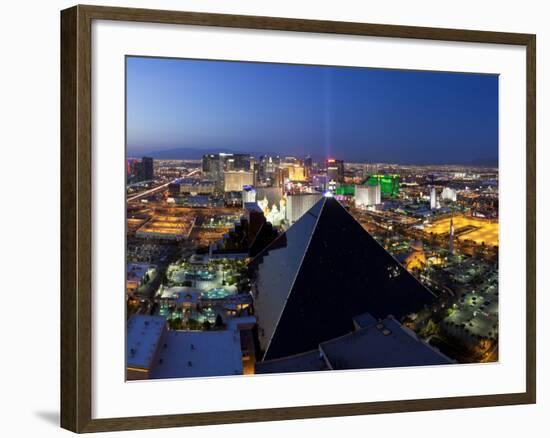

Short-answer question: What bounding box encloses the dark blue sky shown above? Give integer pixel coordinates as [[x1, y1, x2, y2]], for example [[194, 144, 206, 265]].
[[126, 56, 498, 164]]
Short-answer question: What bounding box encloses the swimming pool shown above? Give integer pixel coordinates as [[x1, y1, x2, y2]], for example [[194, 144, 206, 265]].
[[201, 287, 233, 300]]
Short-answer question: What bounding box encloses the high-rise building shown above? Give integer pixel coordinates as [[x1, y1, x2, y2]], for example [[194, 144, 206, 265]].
[[430, 187, 438, 210], [278, 157, 306, 183], [126, 157, 156, 184], [141, 156, 154, 181], [368, 184, 381, 205], [224, 153, 252, 172], [355, 184, 381, 207], [203, 153, 252, 172], [224, 170, 254, 192], [363, 163, 379, 179], [326, 158, 344, 183], [202, 154, 217, 173], [249, 197, 437, 360], [449, 216, 455, 255], [129, 160, 142, 182], [126, 159, 137, 181], [304, 155, 313, 176], [258, 155, 281, 183], [283, 156, 300, 166], [366, 174, 400, 197], [202, 154, 222, 183], [441, 187, 458, 202], [274, 167, 289, 187], [204, 153, 253, 189], [288, 165, 306, 182], [285, 192, 323, 224]]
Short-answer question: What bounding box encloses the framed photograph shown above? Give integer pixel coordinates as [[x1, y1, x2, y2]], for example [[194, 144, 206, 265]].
[[60, 4, 536, 433]]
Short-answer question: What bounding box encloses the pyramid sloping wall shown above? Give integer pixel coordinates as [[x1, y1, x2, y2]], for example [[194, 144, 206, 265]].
[[250, 197, 437, 361], [249, 200, 324, 354]]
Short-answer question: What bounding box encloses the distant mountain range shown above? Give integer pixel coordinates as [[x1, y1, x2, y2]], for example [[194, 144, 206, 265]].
[[129, 147, 320, 161], [127, 147, 497, 167], [128, 147, 244, 160]]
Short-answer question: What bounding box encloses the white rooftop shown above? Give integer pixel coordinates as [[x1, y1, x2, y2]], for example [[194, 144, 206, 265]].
[[127, 315, 166, 369], [150, 330, 243, 379]]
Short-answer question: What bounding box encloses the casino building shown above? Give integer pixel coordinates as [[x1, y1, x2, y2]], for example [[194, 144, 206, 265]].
[[249, 196, 437, 361]]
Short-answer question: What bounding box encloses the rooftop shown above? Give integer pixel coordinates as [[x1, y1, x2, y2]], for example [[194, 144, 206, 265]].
[[225, 315, 257, 331], [255, 350, 328, 374], [127, 263, 153, 282], [320, 316, 453, 370], [352, 312, 378, 329], [150, 330, 243, 379], [127, 315, 167, 369]]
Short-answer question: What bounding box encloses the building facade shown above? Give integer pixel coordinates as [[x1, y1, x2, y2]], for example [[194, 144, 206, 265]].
[[441, 187, 458, 202], [355, 184, 381, 208], [326, 158, 344, 183], [224, 170, 255, 192], [285, 192, 323, 224]]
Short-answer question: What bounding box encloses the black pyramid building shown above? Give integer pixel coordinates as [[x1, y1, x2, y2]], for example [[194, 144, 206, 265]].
[[249, 196, 437, 361]]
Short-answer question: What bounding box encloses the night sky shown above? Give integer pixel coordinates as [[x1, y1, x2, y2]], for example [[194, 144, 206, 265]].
[[126, 56, 498, 165]]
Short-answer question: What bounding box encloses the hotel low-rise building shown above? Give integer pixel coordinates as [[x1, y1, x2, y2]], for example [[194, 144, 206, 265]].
[[126, 314, 248, 380]]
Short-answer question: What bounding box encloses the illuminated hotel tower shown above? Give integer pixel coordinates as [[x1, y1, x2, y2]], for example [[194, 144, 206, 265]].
[[449, 216, 454, 255], [430, 187, 437, 210]]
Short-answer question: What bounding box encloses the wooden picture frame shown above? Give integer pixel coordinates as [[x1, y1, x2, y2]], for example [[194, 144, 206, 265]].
[[60, 4, 536, 433]]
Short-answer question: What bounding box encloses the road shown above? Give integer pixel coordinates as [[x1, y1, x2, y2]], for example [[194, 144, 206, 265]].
[[127, 169, 202, 202], [127, 179, 178, 202]]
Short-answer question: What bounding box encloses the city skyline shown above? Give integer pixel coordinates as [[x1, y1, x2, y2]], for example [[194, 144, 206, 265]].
[[126, 56, 499, 165], [125, 57, 500, 379]]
